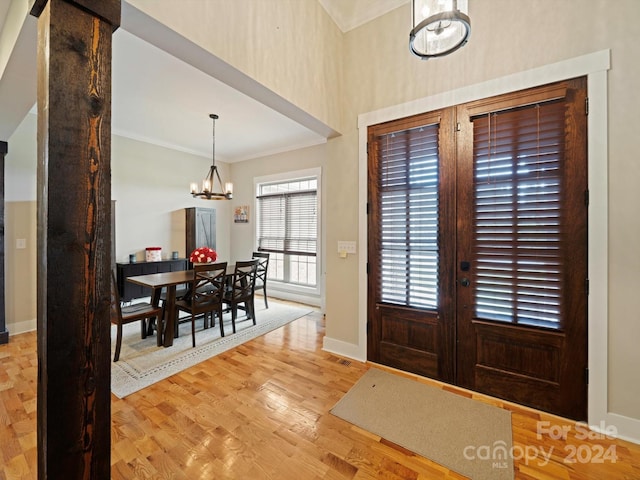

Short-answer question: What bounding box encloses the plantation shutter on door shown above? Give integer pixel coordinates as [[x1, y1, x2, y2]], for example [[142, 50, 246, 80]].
[[471, 100, 567, 329], [378, 123, 440, 310]]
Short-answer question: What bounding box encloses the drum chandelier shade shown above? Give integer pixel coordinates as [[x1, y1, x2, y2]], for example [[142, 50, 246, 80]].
[[410, 0, 471, 59], [190, 114, 233, 200]]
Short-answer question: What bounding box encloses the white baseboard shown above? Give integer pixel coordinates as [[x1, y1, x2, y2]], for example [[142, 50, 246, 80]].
[[591, 412, 640, 445], [265, 290, 322, 308], [322, 335, 366, 362], [7, 318, 37, 336]]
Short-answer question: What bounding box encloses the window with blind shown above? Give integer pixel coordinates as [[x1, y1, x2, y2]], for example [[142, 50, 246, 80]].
[[256, 177, 317, 287], [472, 100, 566, 328], [378, 124, 440, 310]]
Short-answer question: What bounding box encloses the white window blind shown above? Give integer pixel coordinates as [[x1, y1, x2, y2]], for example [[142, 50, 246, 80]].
[[472, 100, 566, 328], [257, 178, 317, 286], [378, 124, 440, 310]]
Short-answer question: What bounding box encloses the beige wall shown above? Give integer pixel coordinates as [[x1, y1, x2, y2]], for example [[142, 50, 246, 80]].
[[127, 0, 344, 135], [228, 143, 326, 262], [4, 113, 37, 335], [4, 201, 37, 335]]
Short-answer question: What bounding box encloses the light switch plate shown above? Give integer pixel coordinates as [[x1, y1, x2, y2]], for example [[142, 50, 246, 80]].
[[337, 240, 356, 254], [16, 238, 27, 249]]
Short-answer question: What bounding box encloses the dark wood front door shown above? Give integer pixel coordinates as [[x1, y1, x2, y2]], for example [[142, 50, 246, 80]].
[[367, 78, 588, 420]]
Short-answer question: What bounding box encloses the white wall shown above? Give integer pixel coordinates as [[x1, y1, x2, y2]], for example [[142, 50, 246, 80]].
[[112, 135, 232, 263], [4, 113, 232, 334]]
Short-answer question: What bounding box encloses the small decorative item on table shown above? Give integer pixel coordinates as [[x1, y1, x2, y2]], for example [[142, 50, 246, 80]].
[[145, 247, 162, 262], [189, 246, 217, 265]]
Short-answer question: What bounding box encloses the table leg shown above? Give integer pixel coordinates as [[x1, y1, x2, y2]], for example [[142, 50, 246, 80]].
[[150, 287, 163, 347], [163, 285, 177, 347]]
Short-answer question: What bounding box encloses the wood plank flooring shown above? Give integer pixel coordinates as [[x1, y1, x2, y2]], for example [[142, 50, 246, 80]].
[[1, 310, 639, 479]]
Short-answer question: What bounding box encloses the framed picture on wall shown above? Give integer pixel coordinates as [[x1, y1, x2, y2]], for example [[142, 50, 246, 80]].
[[234, 205, 249, 223]]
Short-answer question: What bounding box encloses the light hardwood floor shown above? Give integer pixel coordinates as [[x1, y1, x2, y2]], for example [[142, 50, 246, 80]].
[[1, 310, 639, 479]]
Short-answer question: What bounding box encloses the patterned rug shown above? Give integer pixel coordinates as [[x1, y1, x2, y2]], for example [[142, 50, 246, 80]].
[[111, 300, 312, 398]]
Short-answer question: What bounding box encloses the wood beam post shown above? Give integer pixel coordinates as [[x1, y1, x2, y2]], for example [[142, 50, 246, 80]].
[[30, 1, 120, 478], [0, 141, 7, 345]]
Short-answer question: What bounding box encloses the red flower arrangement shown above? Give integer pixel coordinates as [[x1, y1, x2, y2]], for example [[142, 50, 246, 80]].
[[189, 246, 217, 264]]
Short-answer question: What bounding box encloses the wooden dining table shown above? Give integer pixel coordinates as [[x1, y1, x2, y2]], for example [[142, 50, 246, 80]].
[[126, 265, 236, 347]]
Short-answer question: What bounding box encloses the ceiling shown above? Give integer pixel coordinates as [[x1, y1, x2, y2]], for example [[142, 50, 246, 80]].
[[0, 0, 407, 163]]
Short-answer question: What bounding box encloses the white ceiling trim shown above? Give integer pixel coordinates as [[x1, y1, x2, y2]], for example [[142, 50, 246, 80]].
[[318, 0, 409, 33]]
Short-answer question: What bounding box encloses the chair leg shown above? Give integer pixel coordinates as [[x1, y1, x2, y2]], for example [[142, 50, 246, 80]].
[[218, 306, 225, 337], [146, 317, 155, 337], [246, 298, 256, 325], [140, 319, 147, 339], [263, 285, 268, 309], [231, 304, 237, 333], [191, 314, 196, 348], [114, 323, 123, 362], [252, 297, 257, 325]]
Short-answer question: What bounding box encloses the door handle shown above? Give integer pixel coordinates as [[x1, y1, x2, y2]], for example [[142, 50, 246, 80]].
[[460, 277, 470, 287]]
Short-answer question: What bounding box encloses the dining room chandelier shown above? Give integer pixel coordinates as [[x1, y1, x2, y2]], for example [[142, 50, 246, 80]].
[[410, 0, 471, 59], [190, 113, 233, 200]]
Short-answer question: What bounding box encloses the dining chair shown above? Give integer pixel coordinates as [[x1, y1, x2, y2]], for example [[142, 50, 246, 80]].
[[252, 251, 270, 309], [110, 271, 164, 362], [175, 262, 228, 347], [223, 259, 259, 334]]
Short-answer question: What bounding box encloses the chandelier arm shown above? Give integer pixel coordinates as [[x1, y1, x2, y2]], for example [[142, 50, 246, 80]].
[[214, 166, 223, 189]]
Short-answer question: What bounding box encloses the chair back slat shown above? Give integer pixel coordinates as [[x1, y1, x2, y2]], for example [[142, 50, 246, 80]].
[[230, 259, 258, 301], [190, 262, 227, 312], [252, 252, 269, 285], [252, 251, 270, 308]]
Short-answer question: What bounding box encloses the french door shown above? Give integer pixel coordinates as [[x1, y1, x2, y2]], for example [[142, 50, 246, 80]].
[[367, 78, 588, 420]]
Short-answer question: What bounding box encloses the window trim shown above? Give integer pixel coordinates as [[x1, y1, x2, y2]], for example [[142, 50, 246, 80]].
[[254, 167, 322, 305]]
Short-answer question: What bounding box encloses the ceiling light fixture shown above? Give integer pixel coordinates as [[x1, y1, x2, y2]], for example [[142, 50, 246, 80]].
[[410, 0, 471, 59], [190, 114, 233, 200]]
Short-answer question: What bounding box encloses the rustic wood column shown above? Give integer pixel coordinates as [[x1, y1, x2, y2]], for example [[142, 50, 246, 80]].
[[0, 141, 7, 345], [30, 1, 120, 478]]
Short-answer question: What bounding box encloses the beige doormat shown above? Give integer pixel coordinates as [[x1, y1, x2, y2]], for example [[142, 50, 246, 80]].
[[331, 368, 514, 480], [111, 300, 312, 398]]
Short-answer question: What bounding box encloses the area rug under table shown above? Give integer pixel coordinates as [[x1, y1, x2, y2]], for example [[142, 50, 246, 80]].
[[331, 368, 514, 480], [111, 300, 312, 398]]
